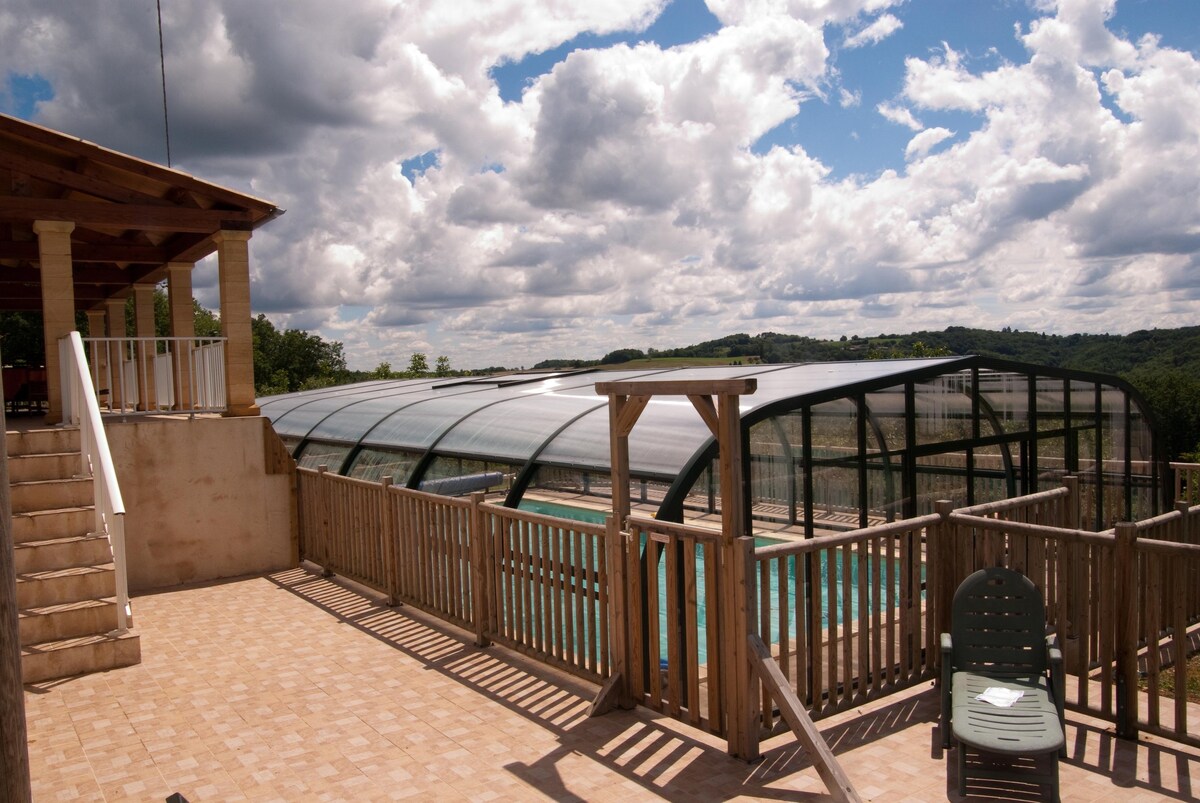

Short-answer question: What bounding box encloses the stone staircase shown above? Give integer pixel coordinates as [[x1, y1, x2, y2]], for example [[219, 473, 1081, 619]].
[[8, 426, 140, 683]]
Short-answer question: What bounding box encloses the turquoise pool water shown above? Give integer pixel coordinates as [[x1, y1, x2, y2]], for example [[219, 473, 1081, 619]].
[[513, 499, 918, 664]]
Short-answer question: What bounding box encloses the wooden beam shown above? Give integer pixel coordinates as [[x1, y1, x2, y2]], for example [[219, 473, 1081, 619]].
[[614, 394, 650, 437], [0, 150, 172, 206], [0, 197, 259, 232], [688, 394, 719, 438], [0, 240, 167, 263], [596, 378, 757, 398], [0, 115, 279, 214], [748, 634, 861, 803]]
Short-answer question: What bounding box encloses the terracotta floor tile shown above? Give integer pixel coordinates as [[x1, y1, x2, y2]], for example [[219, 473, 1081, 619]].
[[22, 567, 1200, 801]]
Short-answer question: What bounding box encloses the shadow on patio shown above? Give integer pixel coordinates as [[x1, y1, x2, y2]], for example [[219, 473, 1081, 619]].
[[23, 565, 1200, 801]]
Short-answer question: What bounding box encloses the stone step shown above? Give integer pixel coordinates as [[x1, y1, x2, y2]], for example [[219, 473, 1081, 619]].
[[16, 563, 116, 609], [11, 506, 93, 544], [18, 597, 121, 646], [13, 533, 113, 574], [21, 631, 141, 684], [10, 476, 93, 514], [6, 427, 80, 457], [8, 451, 82, 483]]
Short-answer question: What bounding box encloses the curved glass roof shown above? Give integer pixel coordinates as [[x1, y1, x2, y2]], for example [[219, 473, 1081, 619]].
[[262, 357, 1164, 527]]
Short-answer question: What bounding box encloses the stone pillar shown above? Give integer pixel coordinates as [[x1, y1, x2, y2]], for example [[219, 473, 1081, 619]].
[[33, 220, 75, 424], [105, 297, 127, 411], [84, 310, 109, 407], [166, 263, 195, 410], [214, 230, 259, 416], [132, 284, 158, 410]]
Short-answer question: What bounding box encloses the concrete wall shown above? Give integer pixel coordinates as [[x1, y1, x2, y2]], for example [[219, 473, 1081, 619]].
[[107, 416, 297, 592]]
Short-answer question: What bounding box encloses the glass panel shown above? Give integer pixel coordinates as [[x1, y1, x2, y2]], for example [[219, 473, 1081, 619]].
[[914, 372, 973, 445], [915, 453, 970, 513], [419, 455, 518, 495], [538, 402, 711, 477], [749, 421, 794, 527], [864, 386, 906, 452], [347, 448, 421, 485], [436, 394, 607, 459], [295, 442, 352, 472], [973, 444, 1010, 505], [977, 370, 1030, 434], [277, 435, 302, 456]]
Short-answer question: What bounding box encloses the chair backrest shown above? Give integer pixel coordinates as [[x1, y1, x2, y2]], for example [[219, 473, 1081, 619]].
[[950, 567, 1047, 676]]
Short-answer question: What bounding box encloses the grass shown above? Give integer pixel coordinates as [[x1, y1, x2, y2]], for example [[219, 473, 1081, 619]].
[[1141, 652, 1200, 703]]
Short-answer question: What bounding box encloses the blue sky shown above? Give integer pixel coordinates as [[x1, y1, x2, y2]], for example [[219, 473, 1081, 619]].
[[2, 0, 1199, 370]]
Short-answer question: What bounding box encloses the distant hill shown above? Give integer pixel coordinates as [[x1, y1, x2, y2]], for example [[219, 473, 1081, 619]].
[[533, 326, 1200, 459], [536, 326, 1200, 376]]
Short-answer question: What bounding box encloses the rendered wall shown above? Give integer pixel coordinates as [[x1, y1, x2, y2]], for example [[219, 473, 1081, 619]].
[[107, 416, 297, 592]]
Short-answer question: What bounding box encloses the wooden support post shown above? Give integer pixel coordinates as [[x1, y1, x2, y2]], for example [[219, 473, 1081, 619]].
[[470, 492, 489, 646], [748, 634, 861, 803], [1114, 522, 1138, 740], [0, 382, 33, 801], [381, 477, 399, 606], [933, 500, 955, 657]]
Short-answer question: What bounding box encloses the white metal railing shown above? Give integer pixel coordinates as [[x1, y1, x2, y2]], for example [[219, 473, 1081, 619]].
[[59, 332, 130, 633], [81, 336, 226, 415]]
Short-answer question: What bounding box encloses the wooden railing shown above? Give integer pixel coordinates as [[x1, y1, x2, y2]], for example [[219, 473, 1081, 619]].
[[297, 465, 1199, 766], [752, 515, 940, 723], [1173, 462, 1200, 504]]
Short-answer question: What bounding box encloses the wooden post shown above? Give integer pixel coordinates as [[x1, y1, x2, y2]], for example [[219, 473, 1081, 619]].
[[469, 492, 490, 646], [1114, 522, 1138, 740], [933, 500, 955, 650], [381, 477, 399, 606], [1, 375, 34, 801]]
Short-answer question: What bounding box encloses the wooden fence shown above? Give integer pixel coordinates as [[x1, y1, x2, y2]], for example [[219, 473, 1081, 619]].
[[297, 465, 1200, 762]]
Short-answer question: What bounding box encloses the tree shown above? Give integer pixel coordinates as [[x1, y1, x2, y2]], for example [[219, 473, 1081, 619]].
[[407, 352, 429, 375], [370, 361, 395, 379], [435, 355, 452, 377], [251, 314, 348, 394]]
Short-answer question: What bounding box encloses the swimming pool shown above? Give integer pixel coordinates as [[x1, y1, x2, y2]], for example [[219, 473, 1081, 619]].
[[513, 498, 917, 665]]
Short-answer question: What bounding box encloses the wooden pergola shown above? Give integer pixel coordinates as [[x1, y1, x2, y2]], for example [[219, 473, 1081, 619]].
[[0, 112, 282, 421]]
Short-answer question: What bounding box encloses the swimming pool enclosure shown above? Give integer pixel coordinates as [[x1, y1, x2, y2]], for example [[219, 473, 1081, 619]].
[[262, 357, 1165, 532]]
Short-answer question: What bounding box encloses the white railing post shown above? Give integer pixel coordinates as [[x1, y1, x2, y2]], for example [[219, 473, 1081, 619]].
[[60, 332, 129, 634], [79, 335, 228, 416]]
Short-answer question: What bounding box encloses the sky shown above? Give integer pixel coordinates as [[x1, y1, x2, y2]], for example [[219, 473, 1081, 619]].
[[2, 0, 1199, 371]]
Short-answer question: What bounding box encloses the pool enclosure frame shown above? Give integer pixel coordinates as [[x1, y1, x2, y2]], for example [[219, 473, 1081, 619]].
[[261, 356, 1166, 534]]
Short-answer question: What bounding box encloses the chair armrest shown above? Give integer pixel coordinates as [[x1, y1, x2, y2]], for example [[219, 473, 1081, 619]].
[[940, 633, 953, 748], [1046, 635, 1066, 744]]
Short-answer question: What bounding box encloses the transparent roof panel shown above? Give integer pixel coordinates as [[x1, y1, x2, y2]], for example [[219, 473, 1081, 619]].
[[537, 396, 716, 476], [434, 393, 609, 459]]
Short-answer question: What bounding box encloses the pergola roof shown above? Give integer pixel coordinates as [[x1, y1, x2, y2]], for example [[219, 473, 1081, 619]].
[[0, 112, 282, 312]]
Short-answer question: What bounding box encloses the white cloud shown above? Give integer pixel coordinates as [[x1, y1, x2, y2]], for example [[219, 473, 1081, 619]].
[[2, 0, 1197, 370], [844, 13, 903, 49], [877, 101, 923, 130], [905, 127, 954, 159]]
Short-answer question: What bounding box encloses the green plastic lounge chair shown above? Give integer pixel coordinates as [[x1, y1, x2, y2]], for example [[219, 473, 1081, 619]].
[[941, 567, 1065, 802]]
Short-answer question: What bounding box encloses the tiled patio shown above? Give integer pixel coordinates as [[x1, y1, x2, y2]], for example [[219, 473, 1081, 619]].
[[23, 565, 1200, 801]]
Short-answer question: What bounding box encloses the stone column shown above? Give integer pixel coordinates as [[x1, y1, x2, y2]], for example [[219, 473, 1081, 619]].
[[84, 310, 109, 408], [166, 263, 195, 410], [132, 284, 158, 410], [105, 296, 127, 411], [214, 230, 259, 416], [33, 220, 75, 424]]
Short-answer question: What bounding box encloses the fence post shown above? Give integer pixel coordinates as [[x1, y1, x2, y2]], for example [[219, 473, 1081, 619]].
[[933, 500, 954, 646], [1061, 477, 1083, 657], [317, 465, 334, 577], [380, 477, 399, 607], [469, 492, 490, 648], [1114, 521, 1138, 740], [733, 535, 760, 761], [606, 515, 633, 709]]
